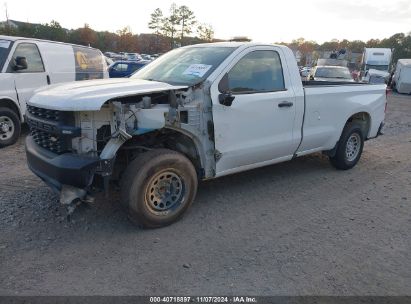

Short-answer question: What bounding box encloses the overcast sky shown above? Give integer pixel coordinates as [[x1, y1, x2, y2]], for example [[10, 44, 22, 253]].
[[2, 0, 411, 43]]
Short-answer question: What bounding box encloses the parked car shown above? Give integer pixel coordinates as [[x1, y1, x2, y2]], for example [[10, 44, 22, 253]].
[[26, 42, 386, 228], [308, 66, 354, 82], [104, 52, 123, 61], [0, 35, 108, 147], [108, 60, 150, 78], [141, 54, 153, 61], [151, 53, 163, 59], [126, 52, 142, 61], [104, 52, 117, 58], [391, 59, 411, 94]]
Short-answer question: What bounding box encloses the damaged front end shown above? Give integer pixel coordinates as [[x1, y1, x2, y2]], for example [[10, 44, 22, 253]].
[[26, 81, 216, 214]]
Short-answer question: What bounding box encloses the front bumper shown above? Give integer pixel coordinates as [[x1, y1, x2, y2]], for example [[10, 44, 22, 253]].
[[26, 135, 101, 193]]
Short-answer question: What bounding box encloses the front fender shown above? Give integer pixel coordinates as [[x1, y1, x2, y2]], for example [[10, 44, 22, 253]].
[[0, 74, 22, 120]]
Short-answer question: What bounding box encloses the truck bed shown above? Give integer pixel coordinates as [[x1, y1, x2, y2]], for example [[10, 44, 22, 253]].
[[297, 82, 386, 154]]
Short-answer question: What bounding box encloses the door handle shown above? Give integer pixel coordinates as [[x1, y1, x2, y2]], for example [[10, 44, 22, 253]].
[[278, 101, 293, 108], [46, 75, 51, 85]]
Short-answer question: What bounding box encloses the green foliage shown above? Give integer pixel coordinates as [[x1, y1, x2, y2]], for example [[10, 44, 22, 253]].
[[3, 11, 411, 63], [148, 8, 164, 35], [197, 23, 214, 42], [148, 3, 213, 47], [178, 5, 196, 44]]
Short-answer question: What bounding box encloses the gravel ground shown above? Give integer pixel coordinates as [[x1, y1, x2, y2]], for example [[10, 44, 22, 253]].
[[0, 93, 410, 296]]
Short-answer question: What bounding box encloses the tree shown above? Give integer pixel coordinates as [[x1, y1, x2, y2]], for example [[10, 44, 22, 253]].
[[366, 38, 381, 48], [163, 3, 180, 48], [138, 33, 170, 54], [380, 33, 411, 65], [96, 31, 118, 52], [348, 40, 366, 53], [70, 24, 97, 47], [148, 8, 164, 35], [288, 38, 318, 65], [116, 26, 137, 52], [16, 22, 36, 38], [319, 39, 340, 51], [178, 5, 196, 44], [46, 20, 67, 42], [197, 23, 214, 42]]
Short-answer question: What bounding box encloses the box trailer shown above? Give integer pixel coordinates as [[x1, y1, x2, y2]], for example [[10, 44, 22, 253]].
[[393, 59, 411, 94]]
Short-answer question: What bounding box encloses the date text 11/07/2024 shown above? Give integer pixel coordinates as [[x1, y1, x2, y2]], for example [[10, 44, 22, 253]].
[[149, 296, 257, 303]]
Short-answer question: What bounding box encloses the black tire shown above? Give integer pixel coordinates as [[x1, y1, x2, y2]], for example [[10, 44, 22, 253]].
[[0, 107, 21, 148], [329, 123, 364, 170], [120, 149, 198, 228]]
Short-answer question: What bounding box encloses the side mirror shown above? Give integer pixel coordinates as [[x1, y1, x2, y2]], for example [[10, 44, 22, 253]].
[[14, 56, 28, 71], [309, 75, 314, 81], [218, 92, 235, 107], [218, 73, 235, 106]]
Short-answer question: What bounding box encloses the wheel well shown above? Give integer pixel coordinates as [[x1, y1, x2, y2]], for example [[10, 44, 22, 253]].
[[114, 128, 203, 178], [162, 129, 202, 174], [0, 99, 21, 121], [346, 112, 371, 139]]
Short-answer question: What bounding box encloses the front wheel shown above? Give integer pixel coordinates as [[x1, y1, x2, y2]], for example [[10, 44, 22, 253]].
[[329, 123, 364, 170], [120, 149, 198, 228], [0, 107, 21, 148]]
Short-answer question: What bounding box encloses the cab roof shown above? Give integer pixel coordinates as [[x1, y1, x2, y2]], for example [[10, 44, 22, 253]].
[[184, 41, 287, 49], [0, 35, 99, 50]]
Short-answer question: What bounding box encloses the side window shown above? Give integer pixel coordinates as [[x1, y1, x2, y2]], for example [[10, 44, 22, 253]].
[[113, 63, 129, 72], [7, 43, 45, 73], [129, 64, 143, 73], [226, 50, 285, 93]]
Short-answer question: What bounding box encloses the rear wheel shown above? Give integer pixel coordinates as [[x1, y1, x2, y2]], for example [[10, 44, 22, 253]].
[[120, 149, 198, 228], [0, 107, 21, 148], [329, 122, 364, 170]]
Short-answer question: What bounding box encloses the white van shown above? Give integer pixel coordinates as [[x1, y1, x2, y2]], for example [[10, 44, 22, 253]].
[[0, 36, 108, 147], [392, 59, 411, 94]]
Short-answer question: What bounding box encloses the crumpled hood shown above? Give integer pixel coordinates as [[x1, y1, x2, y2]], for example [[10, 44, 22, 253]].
[[28, 78, 188, 111]]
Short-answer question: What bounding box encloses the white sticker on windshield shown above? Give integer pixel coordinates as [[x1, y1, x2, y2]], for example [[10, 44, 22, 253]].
[[183, 64, 212, 77], [0, 40, 10, 49]]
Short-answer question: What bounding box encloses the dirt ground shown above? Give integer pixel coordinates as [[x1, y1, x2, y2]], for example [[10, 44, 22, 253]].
[[0, 93, 410, 296]]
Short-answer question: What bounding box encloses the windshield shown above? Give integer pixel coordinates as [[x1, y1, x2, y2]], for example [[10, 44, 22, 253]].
[[132, 46, 237, 85], [366, 64, 389, 72], [0, 39, 12, 71], [315, 67, 352, 79]]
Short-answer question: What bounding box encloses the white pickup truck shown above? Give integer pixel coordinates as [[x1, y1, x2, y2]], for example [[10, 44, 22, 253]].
[[26, 42, 387, 228]]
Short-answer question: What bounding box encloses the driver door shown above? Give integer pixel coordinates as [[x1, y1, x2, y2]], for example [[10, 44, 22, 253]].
[[210, 46, 299, 176], [7, 42, 48, 114]]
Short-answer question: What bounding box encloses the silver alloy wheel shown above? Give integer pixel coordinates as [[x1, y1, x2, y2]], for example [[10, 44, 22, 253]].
[[345, 133, 361, 162], [145, 170, 185, 213], [0, 116, 15, 141]]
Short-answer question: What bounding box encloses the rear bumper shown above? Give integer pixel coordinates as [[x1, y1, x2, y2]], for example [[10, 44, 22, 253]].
[[25, 135, 100, 193]]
